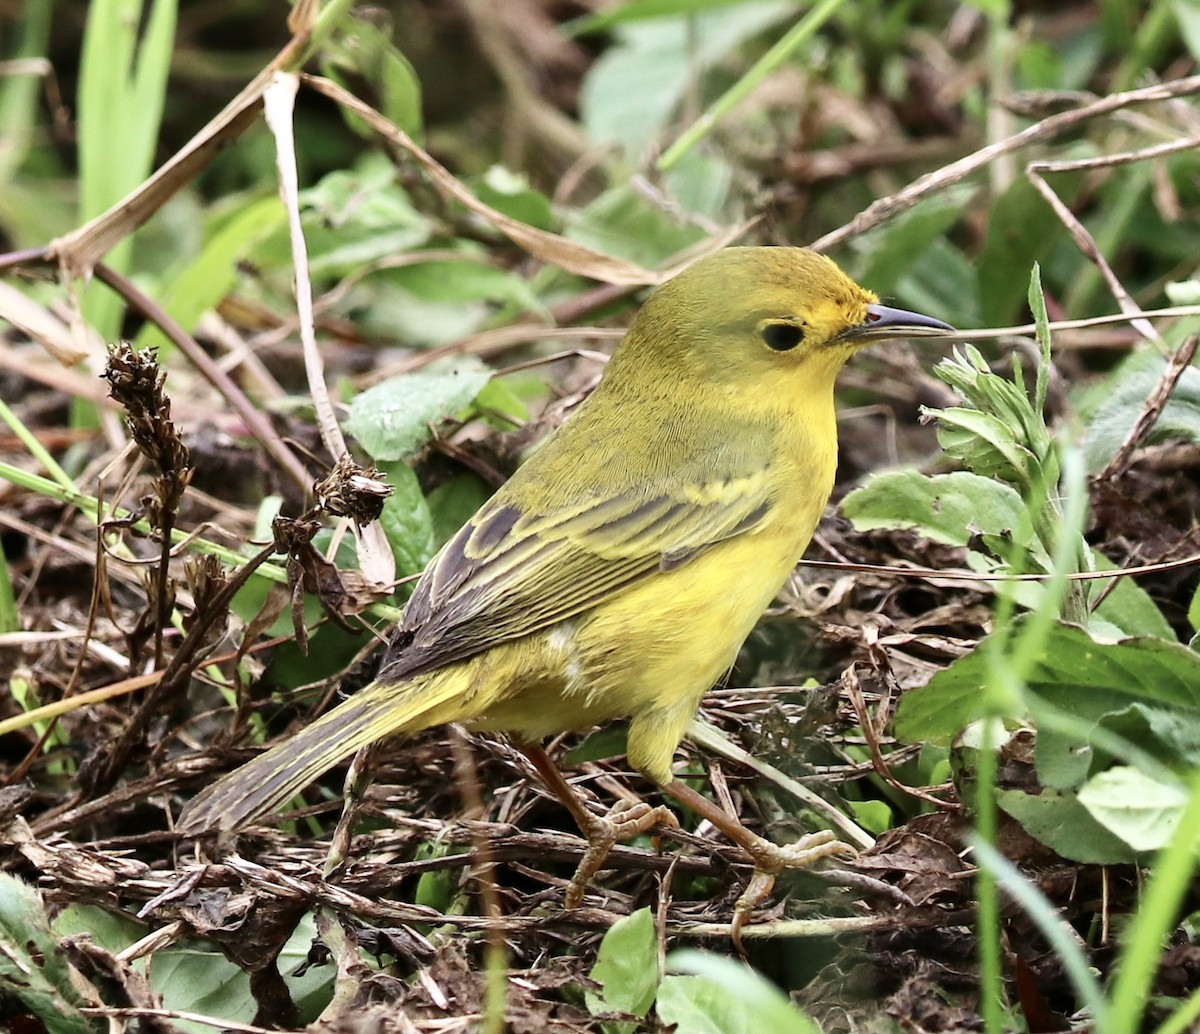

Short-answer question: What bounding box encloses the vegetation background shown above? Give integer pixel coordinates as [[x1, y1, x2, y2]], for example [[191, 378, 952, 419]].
[[2, 0, 1200, 1031]]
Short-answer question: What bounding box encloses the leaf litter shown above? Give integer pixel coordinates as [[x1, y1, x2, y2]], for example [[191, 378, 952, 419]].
[[3, 5, 1200, 1033]]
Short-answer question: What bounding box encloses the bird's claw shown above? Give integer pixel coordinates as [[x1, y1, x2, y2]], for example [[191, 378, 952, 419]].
[[730, 831, 858, 951], [746, 829, 857, 872], [564, 799, 679, 907]]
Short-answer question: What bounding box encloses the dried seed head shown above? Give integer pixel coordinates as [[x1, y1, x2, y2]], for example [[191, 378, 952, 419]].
[[313, 456, 393, 526], [103, 342, 192, 479]]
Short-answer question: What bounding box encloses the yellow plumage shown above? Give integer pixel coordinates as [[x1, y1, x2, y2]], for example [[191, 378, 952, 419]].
[[179, 247, 950, 919]]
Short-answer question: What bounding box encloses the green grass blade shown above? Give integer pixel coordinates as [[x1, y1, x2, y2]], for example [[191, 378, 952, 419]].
[[972, 837, 1108, 1024], [78, 0, 178, 340], [1107, 764, 1200, 1032], [0, 538, 16, 634], [0, 0, 53, 184], [656, 0, 848, 171]]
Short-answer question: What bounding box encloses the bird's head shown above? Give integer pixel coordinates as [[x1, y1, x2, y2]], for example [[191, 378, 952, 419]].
[[607, 247, 952, 394]]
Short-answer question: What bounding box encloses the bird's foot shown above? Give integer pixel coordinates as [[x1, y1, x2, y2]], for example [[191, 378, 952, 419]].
[[731, 830, 858, 948], [565, 799, 680, 907]]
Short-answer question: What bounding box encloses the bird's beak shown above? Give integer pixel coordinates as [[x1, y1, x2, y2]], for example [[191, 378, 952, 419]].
[[836, 303, 955, 344]]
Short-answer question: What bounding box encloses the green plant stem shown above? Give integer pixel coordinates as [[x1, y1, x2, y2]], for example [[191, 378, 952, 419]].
[[972, 445, 1088, 1032], [0, 459, 405, 625], [0, 460, 288, 586], [975, 541, 1023, 1033], [1011, 448, 1090, 674], [975, 709, 1004, 1034], [655, 0, 847, 172], [984, 0, 1015, 193]]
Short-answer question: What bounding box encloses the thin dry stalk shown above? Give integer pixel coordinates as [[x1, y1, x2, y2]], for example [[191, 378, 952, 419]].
[[1099, 332, 1200, 482], [1025, 135, 1200, 343], [813, 74, 1200, 252]]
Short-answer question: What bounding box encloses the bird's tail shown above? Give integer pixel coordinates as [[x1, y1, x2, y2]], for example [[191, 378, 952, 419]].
[[178, 668, 477, 834]]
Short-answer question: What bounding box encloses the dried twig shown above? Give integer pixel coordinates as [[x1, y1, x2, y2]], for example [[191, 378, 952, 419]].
[[813, 74, 1200, 252], [1099, 333, 1200, 482], [263, 72, 394, 590], [1025, 136, 1200, 343]]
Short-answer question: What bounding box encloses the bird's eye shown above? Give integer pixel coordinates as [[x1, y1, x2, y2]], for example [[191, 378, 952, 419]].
[[760, 322, 805, 352]]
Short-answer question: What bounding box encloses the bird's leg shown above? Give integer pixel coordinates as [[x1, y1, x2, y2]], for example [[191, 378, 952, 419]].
[[518, 742, 679, 906], [662, 778, 855, 946]]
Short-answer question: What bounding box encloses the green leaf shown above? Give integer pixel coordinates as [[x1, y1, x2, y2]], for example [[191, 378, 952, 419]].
[[585, 907, 660, 1019], [413, 842, 457, 912], [1029, 263, 1051, 413], [348, 256, 545, 347], [841, 469, 1029, 547], [930, 346, 1056, 484], [997, 787, 1136, 864], [567, 0, 767, 36], [384, 257, 543, 313], [0, 874, 89, 1034], [578, 2, 793, 157], [298, 158, 431, 276], [149, 914, 332, 1033], [1014, 39, 1063, 89], [1089, 550, 1174, 640], [1172, 0, 1200, 64], [1165, 277, 1200, 305], [472, 166, 554, 230], [345, 357, 493, 461], [659, 951, 820, 1034], [150, 943, 255, 1034], [322, 12, 423, 138], [280, 914, 336, 1021], [1083, 351, 1200, 472], [895, 621, 1200, 746], [52, 905, 142, 954], [376, 461, 437, 580], [979, 171, 1082, 326], [134, 195, 285, 354], [426, 473, 492, 548], [1077, 766, 1190, 852], [662, 149, 734, 222], [0, 0, 53, 185], [889, 237, 981, 331], [961, 0, 1010, 17], [78, 0, 177, 340], [934, 407, 1042, 488], [564, 725, 631, 767], [853, 186, 975, 297], [565, 183, 706, 267], [846, 798, 893, 835], [471, 377, 529, 428], [1037, 695, 1200, 794], [1109, 703, 1200, 767]]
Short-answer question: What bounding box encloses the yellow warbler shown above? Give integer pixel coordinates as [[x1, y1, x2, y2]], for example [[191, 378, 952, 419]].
[[180, 246, 951, 926]]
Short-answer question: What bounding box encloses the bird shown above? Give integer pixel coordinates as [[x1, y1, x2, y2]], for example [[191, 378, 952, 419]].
[[178, 246, 952, 930]]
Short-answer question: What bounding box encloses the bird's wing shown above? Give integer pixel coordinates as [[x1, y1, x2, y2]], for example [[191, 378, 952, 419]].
[[378, 462, 774, 681]]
